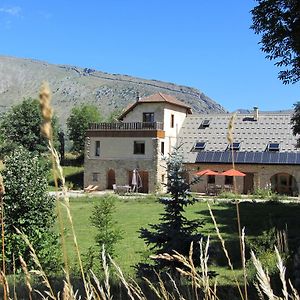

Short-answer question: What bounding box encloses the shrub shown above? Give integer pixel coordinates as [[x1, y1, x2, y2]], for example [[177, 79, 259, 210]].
[[1, 147, 60, 273]]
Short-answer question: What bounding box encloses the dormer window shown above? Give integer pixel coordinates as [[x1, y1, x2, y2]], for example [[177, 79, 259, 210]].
[[199, 119, 210, 128], [267, 143, 280, 152], [228, 142, 240, 151], [143, 112, 154, 123], [193, 142, 206, 151]]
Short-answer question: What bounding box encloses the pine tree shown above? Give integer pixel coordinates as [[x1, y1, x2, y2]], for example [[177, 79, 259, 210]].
[[138, 148, 204, 275]]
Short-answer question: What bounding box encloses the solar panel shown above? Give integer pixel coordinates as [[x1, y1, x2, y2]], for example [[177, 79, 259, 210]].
[[194, 151, 300, 165], [269, 152, 280, 164]]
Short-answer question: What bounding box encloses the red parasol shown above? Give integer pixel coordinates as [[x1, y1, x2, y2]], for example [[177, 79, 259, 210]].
[[220, 169, 246, 177], [194, 169, 219, 176]]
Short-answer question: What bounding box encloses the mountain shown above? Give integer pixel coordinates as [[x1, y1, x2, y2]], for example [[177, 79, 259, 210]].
[[0, 55, 226, 127]]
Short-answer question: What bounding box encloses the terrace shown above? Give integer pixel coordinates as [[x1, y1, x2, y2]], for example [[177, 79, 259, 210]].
[[88, 121, 164, 131]]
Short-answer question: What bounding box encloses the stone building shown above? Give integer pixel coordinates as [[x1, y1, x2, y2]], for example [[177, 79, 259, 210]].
[[178, 108, 300, 195], [84, 94, 300, 195], [84, 93, 192, 193]]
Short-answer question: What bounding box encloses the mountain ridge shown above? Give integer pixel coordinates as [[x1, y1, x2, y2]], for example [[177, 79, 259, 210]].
[[0, 55, 226, 127]]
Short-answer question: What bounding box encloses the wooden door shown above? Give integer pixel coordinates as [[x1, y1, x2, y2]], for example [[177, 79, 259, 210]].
[[243, 173, 254, 194], [107, 169, 115, 189], [128, 170, 149, 193]]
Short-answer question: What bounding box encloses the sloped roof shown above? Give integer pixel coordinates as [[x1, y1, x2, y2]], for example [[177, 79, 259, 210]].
[[119, 93, 192, 120], [177, 111, 300, 163]]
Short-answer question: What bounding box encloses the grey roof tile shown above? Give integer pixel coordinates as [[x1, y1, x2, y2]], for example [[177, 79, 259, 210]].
[[178, 112, 300, 163]]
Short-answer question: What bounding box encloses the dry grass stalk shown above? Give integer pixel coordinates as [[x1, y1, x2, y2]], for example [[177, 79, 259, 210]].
[[19, 255, 33, 300], [227, 113, 248, 300], [110, 256, 146, 300], [0, 174, 7, 300], [275, 247, 288, 300], [13, 254, 17, 300], [0, 270, 9, 300], [39, 82, 91, 297], [251, 251, 275, 299], [288, 279, 300, 300], [15, 228, 57, 300], [207, 203, 244, 300], [241, 227, 248, 300]]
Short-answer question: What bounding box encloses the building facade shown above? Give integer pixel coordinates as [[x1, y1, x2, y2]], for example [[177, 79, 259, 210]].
[[84, 94, 300, 195], [84, 93, 192, 193]]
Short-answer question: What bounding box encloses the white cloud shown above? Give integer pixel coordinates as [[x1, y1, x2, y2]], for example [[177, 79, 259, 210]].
[[0, 6, 21, 16]]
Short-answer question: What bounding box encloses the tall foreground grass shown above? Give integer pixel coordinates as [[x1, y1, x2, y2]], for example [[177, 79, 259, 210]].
[[0, 83, 299, 299]]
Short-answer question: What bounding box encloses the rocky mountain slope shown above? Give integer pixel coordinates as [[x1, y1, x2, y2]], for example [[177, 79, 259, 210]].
[[0, 56, 225, 126]]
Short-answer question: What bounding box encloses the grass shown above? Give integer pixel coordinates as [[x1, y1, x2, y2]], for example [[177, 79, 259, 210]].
[[60, 194, 300, 283], [48, 166, 83, 190]]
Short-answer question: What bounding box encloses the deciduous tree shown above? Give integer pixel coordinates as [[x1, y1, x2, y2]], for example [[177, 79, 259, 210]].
[[251, 0, 300, 84], [0, 98, 59, 154], [67, 104, 102, 155]]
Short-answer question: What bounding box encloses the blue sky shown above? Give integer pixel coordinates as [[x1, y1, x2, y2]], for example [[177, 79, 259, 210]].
[[0, 0, 299, 112]]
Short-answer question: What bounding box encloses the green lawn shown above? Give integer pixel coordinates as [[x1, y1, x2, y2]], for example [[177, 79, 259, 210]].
[[48, 166, 84, 190], [58, 195, 300, 282]]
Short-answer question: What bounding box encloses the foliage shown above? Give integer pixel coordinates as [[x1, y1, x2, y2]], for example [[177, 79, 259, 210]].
[[0, 98, 59, 154], [246, 227, 288, 279], [138, 148, 204, 275], [1, 147, 60, 273], [252, 186, 283, 201], [105, 108, 123, 123], [217, 191, 242, 199], [291, 102, 300, 146], [90, 195, 123, 261], [67, 104, 102, 154], [251, 0, 300, 84]]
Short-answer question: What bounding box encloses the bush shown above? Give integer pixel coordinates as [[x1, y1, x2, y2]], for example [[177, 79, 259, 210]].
[[1, 147, 60, 273]]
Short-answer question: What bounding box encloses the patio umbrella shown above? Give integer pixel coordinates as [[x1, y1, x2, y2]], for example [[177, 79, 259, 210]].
[[132, 169, 138, 192], [220, 169, 246, 177], [194, 169, 219, 176]]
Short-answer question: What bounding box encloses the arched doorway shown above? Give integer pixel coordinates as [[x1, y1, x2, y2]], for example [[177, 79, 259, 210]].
[[270, 173, 298, 196], [107, 169, 116, 189]]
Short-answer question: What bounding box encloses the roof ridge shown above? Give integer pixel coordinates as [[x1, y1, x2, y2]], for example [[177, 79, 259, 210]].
[[158, 92, 169, 102]]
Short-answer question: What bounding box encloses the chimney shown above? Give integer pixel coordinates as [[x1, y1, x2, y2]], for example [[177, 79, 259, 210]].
[[253, 106, 259, 121], [136, 91, 140, 102]]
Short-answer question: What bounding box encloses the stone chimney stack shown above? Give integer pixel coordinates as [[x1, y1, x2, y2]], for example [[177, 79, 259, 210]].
[[253, 106, 259, 121], [136, 91, 140, 102]]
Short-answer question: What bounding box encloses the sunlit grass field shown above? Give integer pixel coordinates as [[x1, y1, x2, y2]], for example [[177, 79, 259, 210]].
[[60, 194, 300, 283]]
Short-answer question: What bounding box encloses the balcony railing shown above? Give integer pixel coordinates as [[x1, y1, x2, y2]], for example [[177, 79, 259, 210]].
[[88, 122, 164, 131]]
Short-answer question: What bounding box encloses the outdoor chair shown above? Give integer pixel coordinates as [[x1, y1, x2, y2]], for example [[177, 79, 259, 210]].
[[84, 185, 94, 192]]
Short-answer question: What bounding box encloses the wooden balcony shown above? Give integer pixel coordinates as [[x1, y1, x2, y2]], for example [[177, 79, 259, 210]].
[[87, 122, 165, 138], [89, 122, 163, 131]]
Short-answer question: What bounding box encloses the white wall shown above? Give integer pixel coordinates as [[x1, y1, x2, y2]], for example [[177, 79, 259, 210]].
[[123, 103, 165, 123], [89, 137, 155, 160]]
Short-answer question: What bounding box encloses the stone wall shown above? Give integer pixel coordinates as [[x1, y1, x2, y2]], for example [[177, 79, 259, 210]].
[[185, 163, 300, 195]]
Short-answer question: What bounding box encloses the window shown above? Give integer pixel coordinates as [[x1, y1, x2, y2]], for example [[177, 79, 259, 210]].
[[92, 173, 99, 182], [95, 141, 100, 156], [161, 141, 165, 155], [193, 142, 206, 151], [199, 119, 210, 128], [171, 114, 174, 128], [143, 112, 154, 123], [225, 176, 233, 185], [134, 141, 145, 154], [267, 143, 280, 151], [161, 174, 165, 183], [228, 142, 241, 151], [207, 175, 215, 184]]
